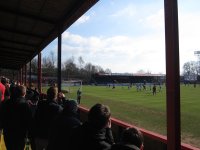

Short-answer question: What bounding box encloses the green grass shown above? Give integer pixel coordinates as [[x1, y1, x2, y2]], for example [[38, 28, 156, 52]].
[[59, 84, 200, 148]]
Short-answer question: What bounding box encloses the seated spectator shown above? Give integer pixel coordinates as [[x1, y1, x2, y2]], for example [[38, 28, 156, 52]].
[[47, 100, 81, 150], [70, 103, 114, 150], [110, 127, 144, 150]]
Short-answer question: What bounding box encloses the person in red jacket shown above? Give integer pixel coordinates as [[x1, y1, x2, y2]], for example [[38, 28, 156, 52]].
[[0, 78, 6, 101]]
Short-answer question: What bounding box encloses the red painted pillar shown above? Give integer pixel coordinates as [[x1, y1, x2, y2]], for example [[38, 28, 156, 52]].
[[164, 0, 180, 150], [38, 52, 42, 93]]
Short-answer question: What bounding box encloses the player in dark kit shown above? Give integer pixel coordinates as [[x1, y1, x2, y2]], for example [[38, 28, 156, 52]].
[[152, 84, 156, 95]]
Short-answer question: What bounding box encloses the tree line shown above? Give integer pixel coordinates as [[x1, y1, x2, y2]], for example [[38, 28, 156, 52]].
[[182, 61, 200, 81], [30, 52, 112, 84], [1, 51, 199, 83]]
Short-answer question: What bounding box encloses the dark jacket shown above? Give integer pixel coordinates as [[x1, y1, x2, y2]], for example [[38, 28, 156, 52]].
[[1, 97, 32, 137], [34, 99, 63, 139], [0, 97, 32, 150], [110, 144, 140, 150], [47, 111, 81, 150], [70, 121, 114, 150]]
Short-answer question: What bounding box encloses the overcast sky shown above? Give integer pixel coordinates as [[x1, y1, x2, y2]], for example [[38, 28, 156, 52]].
[[42, 0, 200, 74]]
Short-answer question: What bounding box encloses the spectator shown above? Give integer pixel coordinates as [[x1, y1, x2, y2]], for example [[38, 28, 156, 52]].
[[57, 92, 69, 107], [70, 103, 114, 150], [34, 86, 63, 150], [77, 88, 82, 104], [0, 77, 6, 101], [26, 88, 40, 117], [110, 127, 144, 150], [47, 100, 81, 150], [4, 78, 11, 100], [0, 91, 2, 102], [26, 88, 40, 150], [0, 85, 32, 150]]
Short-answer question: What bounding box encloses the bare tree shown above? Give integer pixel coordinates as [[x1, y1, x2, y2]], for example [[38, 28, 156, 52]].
[[50, 51, 56, 67], [78, 56, 85, 69], [105, 68, 112, 74], [64, 56, 78, 80], [183, 61, 198, 80], [31, 58, 38, 74], [137, 69, 145, 74]]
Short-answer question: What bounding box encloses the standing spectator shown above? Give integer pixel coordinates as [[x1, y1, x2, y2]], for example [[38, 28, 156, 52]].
[[0, 91, 2, 102], [34, 86, 63, 150], [110, 127, 144, 150], [4, 78, 11, 100], [0, 77, 6, 101], [0, 85, 32, 150], [26, 87, 40, 150], [0, 90, 2, 142], [77, 88, 82, 104], [47, 100, 81, 150], [70, 103, 114, 150]]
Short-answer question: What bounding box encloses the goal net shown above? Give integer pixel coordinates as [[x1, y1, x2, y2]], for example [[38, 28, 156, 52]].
[[62, 80, 82, 94]]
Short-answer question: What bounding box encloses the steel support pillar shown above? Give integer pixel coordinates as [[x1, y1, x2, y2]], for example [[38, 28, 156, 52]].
[[164, 0, 180, 150], [57, 27, 62, 92], [29, 61, 32, 87], [25, 64, 27, 86], [20, 68, 22, 85], [38, 52, 42, 93], [22, 66, 24, 85], [12, 71, 15, 80], [17, 71, 19, 83]]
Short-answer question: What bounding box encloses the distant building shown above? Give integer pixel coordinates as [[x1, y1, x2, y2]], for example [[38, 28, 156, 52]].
[[91, 73, 165, 85]]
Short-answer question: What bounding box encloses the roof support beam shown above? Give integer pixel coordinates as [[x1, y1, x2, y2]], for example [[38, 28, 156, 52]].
[[0, 46, 35, 53], [0, 38, 37, 47], [164, 0, 180, 150], [0, 6, 56, 25], [0, 59, 22, 68], [0, 55, 27, 61], [0, 59, 22, 64], [0, 27, 45, 38], [33, 0, 99, 62]]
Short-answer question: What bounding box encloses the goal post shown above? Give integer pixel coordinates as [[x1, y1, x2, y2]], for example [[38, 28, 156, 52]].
[[62, 80, 82, 94]]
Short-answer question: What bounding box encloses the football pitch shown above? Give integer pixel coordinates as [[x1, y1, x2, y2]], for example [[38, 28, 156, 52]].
[[63, 84, 200, 148]]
